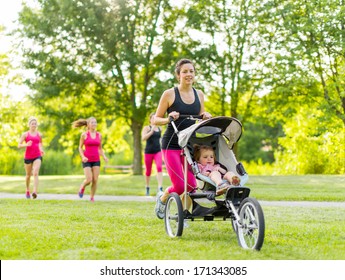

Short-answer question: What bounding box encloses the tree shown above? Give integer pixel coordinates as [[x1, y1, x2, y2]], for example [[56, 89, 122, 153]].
[[260, 0, 345, 126], [17, 0, 182, 174], [0, 26, 34, 149]]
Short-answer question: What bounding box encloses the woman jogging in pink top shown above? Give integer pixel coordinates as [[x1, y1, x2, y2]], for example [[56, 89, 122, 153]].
[[18, 116, 44, 199], [72, 117, 108, 202]]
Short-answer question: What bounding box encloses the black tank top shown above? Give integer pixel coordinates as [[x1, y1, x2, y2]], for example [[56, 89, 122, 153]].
[[145, 127, 161, 154], [161, 87, 201, 150]]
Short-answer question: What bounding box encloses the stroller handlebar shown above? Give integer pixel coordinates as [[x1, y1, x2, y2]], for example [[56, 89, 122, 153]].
[[169, 114, 203, 123], [169, 114, 203, 134]]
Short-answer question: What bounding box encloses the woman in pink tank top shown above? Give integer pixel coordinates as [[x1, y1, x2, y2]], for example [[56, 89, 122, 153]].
[[18, 116, 44, 199], [72, 117, 108, 202]]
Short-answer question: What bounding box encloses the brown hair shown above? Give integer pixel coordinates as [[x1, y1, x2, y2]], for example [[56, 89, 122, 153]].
[[175, 58, 195, 78], [72, 117, 96, 128], [193, 144, 215, 162], [28, 116, 38, 126]]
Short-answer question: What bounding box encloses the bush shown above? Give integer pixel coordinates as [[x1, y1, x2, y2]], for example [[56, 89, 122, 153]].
[[241, 159, 274, 175], [0, 147, 23, 175], [40, 150, 73, 175], [273, 108, 345, 175], [0, 148, 74, 175]]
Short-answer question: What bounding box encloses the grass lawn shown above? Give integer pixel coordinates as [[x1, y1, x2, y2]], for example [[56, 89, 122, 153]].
[[0, 174, 344, 201], [0, 174, 344, 260], [1, 199, 344, 260]]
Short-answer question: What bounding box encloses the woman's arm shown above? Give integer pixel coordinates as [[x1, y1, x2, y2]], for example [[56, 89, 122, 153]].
[[141, 125, 154, 141], [79, 133, 88, 162], [18, 133, 29, 149], [153, 89, 179, 125]]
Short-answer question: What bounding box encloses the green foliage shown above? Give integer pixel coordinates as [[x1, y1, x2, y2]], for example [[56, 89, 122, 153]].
[[16, 0, 186, 174], [242, 160, 275, 176], [0, 95, 39, 149], [182, 0, 268, 120], [39, 150, 73, 175], [0, 149, 74, 175], [274, 106, 345, 174], [261, 0, 345, 125], [238, 121, 283, 164], [3, 0, 344, 176], [0, 148, 23, 175]]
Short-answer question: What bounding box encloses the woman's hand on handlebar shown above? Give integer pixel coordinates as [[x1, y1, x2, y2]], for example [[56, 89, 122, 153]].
[[168, 112, 212, 123], [201, 111, 212, 120], [168, 111, 180, 121]]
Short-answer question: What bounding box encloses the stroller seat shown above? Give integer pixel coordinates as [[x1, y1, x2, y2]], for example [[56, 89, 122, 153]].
[[186, 133, 248, 193]]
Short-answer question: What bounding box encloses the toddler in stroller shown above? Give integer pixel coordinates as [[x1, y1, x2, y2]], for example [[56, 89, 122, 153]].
[[193, 144, 241, 195]]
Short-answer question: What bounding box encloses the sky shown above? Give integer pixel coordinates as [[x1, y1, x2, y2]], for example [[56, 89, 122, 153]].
[[0, 0, 23, 51], [0, 0, 32, 100]]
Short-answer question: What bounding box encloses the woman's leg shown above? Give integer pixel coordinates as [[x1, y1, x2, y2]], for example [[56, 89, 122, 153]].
[[90, 166, 100, 201], [144, 153, 154, 194], [154, 151, 163, 190], [155, 149, 196, 219], [161, 149, 196, 202], [79, 167, 93, 198], [31, 159, 42, 198], [24, 163, 33, 196]]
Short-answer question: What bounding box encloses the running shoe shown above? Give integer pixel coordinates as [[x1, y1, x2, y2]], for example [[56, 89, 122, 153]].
[[90, 197, 94, 202], [154, 191, 165, 219], [32, 192, 37, 199], [216, 182, 230, 195], [145, 187, 150, 196], [78, 187, 85, 198], [26, 191, 30, 199], [159, 186, 163, 192]]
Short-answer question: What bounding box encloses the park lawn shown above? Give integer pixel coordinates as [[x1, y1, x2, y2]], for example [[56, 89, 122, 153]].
[[0, 199, 344, 260], [0, 174, 344, 201]]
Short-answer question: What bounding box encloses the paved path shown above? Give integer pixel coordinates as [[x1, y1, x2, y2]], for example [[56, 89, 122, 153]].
[[1, 192, 345, 208]]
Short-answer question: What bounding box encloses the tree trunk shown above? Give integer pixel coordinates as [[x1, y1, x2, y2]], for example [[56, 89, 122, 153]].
[[131, 120, 143, 175]]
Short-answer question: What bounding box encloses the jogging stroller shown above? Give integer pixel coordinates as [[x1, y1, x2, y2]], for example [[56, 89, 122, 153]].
[[164, 116, 265, 250]]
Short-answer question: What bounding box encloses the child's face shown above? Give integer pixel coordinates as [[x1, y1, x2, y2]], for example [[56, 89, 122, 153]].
[[199, 149, 215, 166]]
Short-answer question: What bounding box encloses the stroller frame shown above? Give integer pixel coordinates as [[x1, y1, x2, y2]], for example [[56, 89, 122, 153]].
[[163, 116, 265, 250]]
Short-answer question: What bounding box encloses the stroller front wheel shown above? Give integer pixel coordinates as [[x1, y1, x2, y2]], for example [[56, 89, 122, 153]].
[[164, 193, 184, 238], [236, 197, 265, 250]]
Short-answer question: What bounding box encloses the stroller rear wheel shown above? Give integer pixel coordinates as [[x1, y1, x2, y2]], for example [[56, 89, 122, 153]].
[[164, 193, 184, 238], [236, 197, 265, 250]]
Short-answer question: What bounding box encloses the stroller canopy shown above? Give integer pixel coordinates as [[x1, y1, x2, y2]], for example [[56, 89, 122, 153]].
[[178, 116, 242, 149]]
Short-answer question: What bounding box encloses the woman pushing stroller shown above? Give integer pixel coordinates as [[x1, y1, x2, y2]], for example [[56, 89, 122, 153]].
[[153, 58, 212, 219]]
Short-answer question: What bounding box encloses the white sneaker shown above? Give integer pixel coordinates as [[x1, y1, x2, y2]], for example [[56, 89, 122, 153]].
[[154, 191, 165, 219]]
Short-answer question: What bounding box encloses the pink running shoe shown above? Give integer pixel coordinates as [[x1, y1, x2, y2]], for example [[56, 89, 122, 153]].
[[26, 191, 30, 199], [90, 197, 94, 202], [78, 187, 85, 198]]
